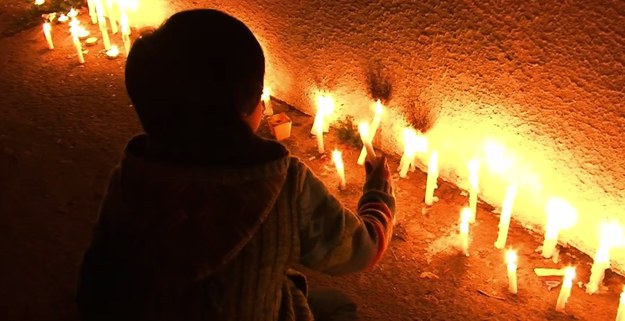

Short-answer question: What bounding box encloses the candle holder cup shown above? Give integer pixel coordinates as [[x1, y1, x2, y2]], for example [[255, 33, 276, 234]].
[[268, 112, 292, 141]]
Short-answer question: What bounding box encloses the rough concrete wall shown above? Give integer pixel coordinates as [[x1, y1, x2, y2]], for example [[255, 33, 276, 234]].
[[166, 0, 625, 270]]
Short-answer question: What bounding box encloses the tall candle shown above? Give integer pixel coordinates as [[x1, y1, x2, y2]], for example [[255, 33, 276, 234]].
[[494, 185, 517, 249], [70, 25, 85, 64], [43, 22, 54, 50], [96, 0, 111, 50], [556, 267, 576, 312], [357, 100, 383, 165], [398, 128, 418, 178], [315, 116, 324, 154], [332, 150, 346, 190], [459, 207, 471, 256], [120, 11, 131, 55], [424, 151, 439, 206], [262, 87, 273, 116], [310, 95, 334, 134], [506, 250, 518, 294], [616, 287, 625, 321], [542, 198, 578, 258], [87, 0, 98, 24], [358, 122, 376, 160], [468, 160, 480, 223], [108, 0, 119, 34], [587, 222, 624, 294]]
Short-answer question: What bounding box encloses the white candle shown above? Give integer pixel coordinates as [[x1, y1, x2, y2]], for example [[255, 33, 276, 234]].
[[332, 150, 346, 190], [616, 287, 625, 321], [109, 1, 119, 34], [556, 267, 576, 312], [315, 115, 324, 154], [261, 87, 273, 116], [506, 250, 518, 294], [357, 100, 383, 165], [542, 198, 578, 258], [459, 207, 471, 256], [43, 22, 54, 50], [70, 26, 85, 64], [310, 95, 334, 134], [468, 160, 480, 223], [587, 222, 624, 294], [424, 151, 439, 206], [494, 185, 517, 249], [87, 0, 98, 24], [398, 128, 418, 178], [358, 122, 376, 159], [120, 11, 131, 55], [96, 0, 111, 50]]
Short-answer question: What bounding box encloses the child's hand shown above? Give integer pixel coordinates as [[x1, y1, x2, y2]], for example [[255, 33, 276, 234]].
[[364, 155, 391, 182]]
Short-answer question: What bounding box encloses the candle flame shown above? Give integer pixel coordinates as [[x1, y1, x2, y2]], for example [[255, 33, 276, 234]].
[[68, 8, 78, 18], [468, 159, 480, 189], [43, 22, 51, 32], [261, 87, 271, 103], [545, 198, 578, 235], [34, 0, 45, 5], [483, 139, 514, 175], [358, 122, 370, 141], [506, 250, 518, 265], [316, 94, 334, 115], [563, 266, 576, 280], [373, 99, 384, 116], [332, 150, 344, 168], [58, 14, 69, 22], [460, 207, 472, 223]]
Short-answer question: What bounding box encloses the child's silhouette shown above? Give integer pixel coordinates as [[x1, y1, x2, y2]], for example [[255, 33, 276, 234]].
[[77, 9, 395, 321]]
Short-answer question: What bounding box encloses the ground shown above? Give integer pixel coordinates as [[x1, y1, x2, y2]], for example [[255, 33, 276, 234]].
[[0, 6, 624, 321]]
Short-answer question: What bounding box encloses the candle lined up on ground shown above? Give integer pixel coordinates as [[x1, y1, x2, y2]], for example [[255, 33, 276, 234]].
[[424, 151, 439, 206], [617, 288, 625, 321], [262, 88, 273, 116], [459, 207, 471, 256], [358, 122, 376, 160], [468, 159, 480, 223], [121, 11, 131, 55], [332, 150, 346, 190], [96, 1, 112, 50], [587, 222, 625, 294], [357, 100, 384, 165], [398, 128, 419, 178], [69, 23, 85, 64], [556, 267, 576, 312], [542, 198, 578, 258], [43, 22, 54, 50], [311, 95, 334, 154], [506, 250, 518, 294], [494, 185, 517, 249], [87, 0, 98, 24]]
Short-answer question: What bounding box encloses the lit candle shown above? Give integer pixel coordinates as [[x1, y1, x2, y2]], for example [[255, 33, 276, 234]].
[[459, 207, 471, 256], [108, 0, 119, 34], [67, 8, 78, 19], [357, 100, 383, 165], [87, 0, 98, 24], [312, 95, 334, 154], [542, 198, 578, 258], [358, 122, 376, 160], [398, 128, 418, 178], [262, 87, 273, 116], [106, 45, 120, 59], [95, 0, 112, 50], [120, 11, 131, 55], [494, 185, 517, 249], [506, 250, 518, 294], [332, 150, 346, 190], [424, 151, 439, 206], [587, 222, 624, 294], [468, 159, 480, 223], [57, 14, 69, 23], [69, 25, 85, 64], [34, 0, 45, 5], [555, 267, 576, 312], [410, 134, 428, 172], [310, 95, 334, 134], [42, 22, 54, 50], [616, 287, 625, 321]]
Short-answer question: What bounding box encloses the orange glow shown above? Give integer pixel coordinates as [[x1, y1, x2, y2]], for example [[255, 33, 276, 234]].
[[506, 250, 517, 267], [483, 139, 515, 175], [542, 198, 577, 258]]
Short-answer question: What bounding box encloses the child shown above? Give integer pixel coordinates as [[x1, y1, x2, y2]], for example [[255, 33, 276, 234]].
[[77, 9, 395, 321]]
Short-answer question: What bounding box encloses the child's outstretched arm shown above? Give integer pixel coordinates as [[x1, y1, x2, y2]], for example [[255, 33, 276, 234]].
[[294, 156, 395, 275]]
